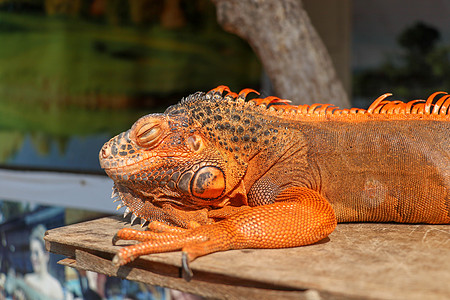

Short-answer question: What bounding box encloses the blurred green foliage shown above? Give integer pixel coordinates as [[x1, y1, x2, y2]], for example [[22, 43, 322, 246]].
[[354, 22, 450, 103], [0, 1, 261, 137]]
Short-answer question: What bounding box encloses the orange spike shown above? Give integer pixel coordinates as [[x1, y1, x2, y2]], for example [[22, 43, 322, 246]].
[[282, 104, 298, 111], [425, 91, 447, 114], [249, 98, 265, 105], [208, 85, 231, 95], [440, 95, 450, 115], [367, 93, 393, 114], [372, 101, 391, 114], [238, 88, 260, 99], [262, 96, 281, 105], [411, 103, 425, 114], [224, 92, 238, 101], [404, 100, 425, 114], [379, 101, 402, 114], [288, 107, 299, 114], [396, 102, 408, 114], [387, 102, 406, 114], [308, 103, 323, 114], [269, 99, 292, 105], [298, 104, 310, 114], [331, 108, 342, 115], [249, 96, 281, 106], [432, 94, 450, 114], [316, 104, 335, 115]]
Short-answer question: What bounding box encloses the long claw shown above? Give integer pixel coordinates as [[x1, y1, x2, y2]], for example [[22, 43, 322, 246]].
[[131, 214, 138, 225], [112, 252, 129, 266], [112, 254, 120, 266], [112, 233, 120, 245], [140, 218, 148, 227], [181, 252, 193, 281]]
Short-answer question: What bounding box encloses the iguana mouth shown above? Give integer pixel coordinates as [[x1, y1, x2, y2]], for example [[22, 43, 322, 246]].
[[112, 184, 188, 227]]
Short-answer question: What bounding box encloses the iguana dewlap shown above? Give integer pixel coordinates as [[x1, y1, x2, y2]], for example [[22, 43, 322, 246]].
[[99, 86, 450, 278]]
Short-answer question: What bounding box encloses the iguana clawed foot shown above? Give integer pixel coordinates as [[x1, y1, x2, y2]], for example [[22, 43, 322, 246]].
[[111, 220, 233, 281], [111, 187, 337, 281]]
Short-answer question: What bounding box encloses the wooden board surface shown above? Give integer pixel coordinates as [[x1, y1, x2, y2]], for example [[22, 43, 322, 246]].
[[45, 216, 450, 300]]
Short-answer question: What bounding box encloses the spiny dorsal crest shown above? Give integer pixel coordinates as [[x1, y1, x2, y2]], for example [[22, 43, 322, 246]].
[[180, 85, 450, 119]]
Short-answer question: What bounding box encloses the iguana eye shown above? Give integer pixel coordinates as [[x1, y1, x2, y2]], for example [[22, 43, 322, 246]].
[[135, 123, 162, 147]]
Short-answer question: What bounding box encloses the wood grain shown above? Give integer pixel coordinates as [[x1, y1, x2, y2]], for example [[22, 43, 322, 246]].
[[45, 216, 450, 300]]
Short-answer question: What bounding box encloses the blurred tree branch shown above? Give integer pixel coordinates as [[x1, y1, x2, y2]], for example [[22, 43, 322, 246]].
[[211, 0, 349, 107]]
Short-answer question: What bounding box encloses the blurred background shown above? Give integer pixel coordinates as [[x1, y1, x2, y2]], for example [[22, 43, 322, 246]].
[[0, 0, 449, 299]]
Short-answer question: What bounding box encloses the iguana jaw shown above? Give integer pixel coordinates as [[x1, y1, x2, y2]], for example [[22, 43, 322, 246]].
[[111, 183, 200, 227]]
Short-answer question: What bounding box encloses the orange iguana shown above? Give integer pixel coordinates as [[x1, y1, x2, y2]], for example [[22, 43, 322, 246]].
[[99, 86, 450, 279]]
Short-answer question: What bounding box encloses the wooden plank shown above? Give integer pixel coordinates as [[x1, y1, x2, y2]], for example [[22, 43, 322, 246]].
[[57, 250, 321, 300], [45, 216, 450, 300]]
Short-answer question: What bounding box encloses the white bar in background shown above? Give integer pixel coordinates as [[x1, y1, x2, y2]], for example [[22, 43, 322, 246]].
[[0, 168, 117, 214]]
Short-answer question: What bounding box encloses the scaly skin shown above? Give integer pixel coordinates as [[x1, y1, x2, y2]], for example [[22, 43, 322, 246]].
[[100, 86, 450, 279]]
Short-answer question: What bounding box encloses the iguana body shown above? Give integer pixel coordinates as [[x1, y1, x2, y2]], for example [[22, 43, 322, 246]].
[[99, 86, 450, 276]]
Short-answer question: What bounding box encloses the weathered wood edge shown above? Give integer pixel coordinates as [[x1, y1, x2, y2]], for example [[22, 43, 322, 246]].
[[44, 216, 352, 300], [46, 237, 315, 297], [44, 216, 450, 300], [57, 250, 351, 300]]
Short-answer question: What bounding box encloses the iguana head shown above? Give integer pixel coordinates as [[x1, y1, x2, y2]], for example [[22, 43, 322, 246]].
[[100, 86, 267, 224]]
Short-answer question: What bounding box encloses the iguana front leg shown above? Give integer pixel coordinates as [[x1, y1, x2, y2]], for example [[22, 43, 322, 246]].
[[112, 187, 337, 279]]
